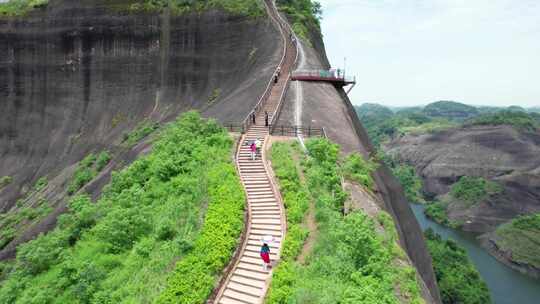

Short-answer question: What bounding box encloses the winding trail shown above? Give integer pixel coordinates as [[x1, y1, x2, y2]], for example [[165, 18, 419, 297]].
[[213, 1, 297, 303]]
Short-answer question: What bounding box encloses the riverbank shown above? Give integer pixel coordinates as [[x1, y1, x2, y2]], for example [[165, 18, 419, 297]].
[[480, 233, 540, 280], [411, 204, 540, 304]]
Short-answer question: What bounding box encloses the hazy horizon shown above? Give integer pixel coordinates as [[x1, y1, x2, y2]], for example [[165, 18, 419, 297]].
[[318, 0, 540, 108], [358, 101, 540, 109]]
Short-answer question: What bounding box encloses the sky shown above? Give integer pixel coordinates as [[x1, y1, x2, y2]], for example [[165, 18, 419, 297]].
[[318, 0, 540, 108]]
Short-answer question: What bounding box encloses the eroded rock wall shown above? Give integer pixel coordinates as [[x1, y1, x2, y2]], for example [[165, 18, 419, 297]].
[[0, 0, 282, 210], [385, 125, 540, 232]]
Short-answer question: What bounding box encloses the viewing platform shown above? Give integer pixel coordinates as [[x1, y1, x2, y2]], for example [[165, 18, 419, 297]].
[[291, 69, 356, 86]]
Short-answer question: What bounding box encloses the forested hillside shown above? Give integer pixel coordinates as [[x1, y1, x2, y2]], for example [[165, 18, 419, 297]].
[[355, 101, 540, 279]]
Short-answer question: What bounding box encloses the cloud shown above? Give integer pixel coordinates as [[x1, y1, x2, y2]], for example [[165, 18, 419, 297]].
[[318, 0, 540, 107]]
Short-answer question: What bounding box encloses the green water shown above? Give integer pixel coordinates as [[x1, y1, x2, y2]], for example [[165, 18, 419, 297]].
[[410, 204, 540, 304]]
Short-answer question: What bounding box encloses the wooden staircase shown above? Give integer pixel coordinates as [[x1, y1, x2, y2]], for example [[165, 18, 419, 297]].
[[215, 124, 285, 304]]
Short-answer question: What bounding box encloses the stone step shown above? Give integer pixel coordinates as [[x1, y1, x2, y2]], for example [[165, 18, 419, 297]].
[[237, 262, 269, 275], [234, 268, 268, 281], [249, 197, 276, 203], [229, 274, 266, 289], [227, 281, 264, 298], [252, 218, 281, 225], [246, 240, 280, 250], [223, 289, 260, 304], [249, 229, 282, 237], [251, 224, 281, 231], [243, 180, 269, 184], [251, 214, 281, 219], [243, 250, 278, 260], [219, 296, 249, 304], [240, 256, 268, 266], [250, 203, 278, 209], [247, 191, 274, 195], [248, 234, 281, 243], [245, 245, 278, 255], [250, 207, 279, 212]]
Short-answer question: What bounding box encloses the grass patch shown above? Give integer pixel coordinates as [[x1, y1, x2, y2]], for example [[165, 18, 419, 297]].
[[0, 199, 52, 250], [450, 176, 503, 206], [342, 153, 378, 191], [207, 88, 221, 105], [122, 120, 159, 147], [0, 112, 244, 303], [468, 111, 539, 132], [0, 176, 13, 189], [127, 0, 263, 17], [267, 138, 424, 304], [0, 0, 47, 17], [67, 152, 111, 195], [425, 229, 491, 304], [494, 213, 540, 268]]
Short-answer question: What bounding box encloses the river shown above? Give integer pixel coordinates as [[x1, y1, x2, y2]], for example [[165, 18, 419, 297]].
[[410, 204, 540, 304]]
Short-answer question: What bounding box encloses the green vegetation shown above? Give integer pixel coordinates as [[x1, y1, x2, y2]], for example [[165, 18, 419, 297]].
[[355, 103, 457, 147], [267, 138, 424, 304], [0, 199, 52, 250], [0, 0, 47, 17], [450, 176, 503, 206], [128, 0, 264, 17], [122, 120, 159, 147], [0, 176, 13, 189], [67, 152, 111, 195], [342, 153, 378, 190], [468, 111, 539, 132], [392, 164, 424, 203], [494, 213, 540, 268], [423, 176, 503, 228], [423, 101, 479, 121], [0, 112, 245, 303], [269, 142, 310, 261], [33, 177, 48, 192], [276, 0, 322, 40], [207, 88, 221, 105], [425, 229, 491, 304], [424, 202, 452, 226], [0, 0, 264, 17]]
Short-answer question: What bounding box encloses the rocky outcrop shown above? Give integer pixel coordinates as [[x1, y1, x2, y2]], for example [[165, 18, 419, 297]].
[[385, 125, 540, 233], [0, 0, 282, 211]]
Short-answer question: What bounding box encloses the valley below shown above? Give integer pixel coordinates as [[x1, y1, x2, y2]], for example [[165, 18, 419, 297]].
[[357, 101, 540, 282]]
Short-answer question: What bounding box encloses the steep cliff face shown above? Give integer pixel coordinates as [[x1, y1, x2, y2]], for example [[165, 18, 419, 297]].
[[0, 0, 281, 211], [277, 25, 442, 304], [386, 125, 540, 232]]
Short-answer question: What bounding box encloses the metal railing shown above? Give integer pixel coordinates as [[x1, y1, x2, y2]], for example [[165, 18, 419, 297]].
[[239, 0, 289, 133], [269, 125, 327, 138], [292, 70, 356, 83], [268, 0, 300, 133], [222, 123, 245, 134]]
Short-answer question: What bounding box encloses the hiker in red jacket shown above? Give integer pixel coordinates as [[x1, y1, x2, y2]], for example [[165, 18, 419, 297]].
[[250, 141, 257, 161], [260, 243, 271, 271]]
